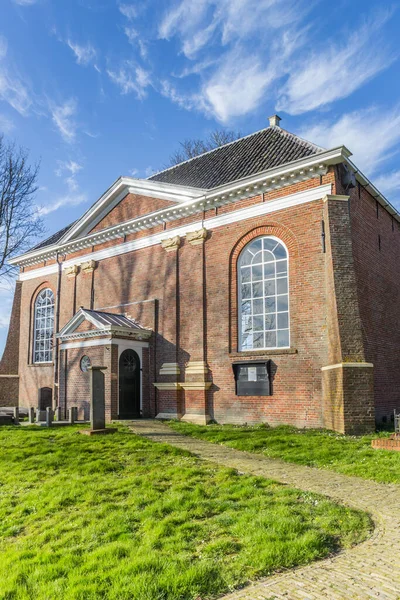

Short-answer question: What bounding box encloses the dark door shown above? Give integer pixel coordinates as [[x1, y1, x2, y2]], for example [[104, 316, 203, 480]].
[[39, 387, 52, 411], [118, 349, 141, 419]]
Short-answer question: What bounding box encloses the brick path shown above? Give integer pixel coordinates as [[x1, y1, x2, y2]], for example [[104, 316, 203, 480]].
[[129, 420, 400, 600]]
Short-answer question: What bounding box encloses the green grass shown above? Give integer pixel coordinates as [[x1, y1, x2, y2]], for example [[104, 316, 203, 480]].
[[167, 422, 400, 484], [0, 425, 371, 600]]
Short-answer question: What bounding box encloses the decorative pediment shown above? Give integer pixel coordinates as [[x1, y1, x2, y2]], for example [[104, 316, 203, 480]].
[[57, 308, 152, 341]]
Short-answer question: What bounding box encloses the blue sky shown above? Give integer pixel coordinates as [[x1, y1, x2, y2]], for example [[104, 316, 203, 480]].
[[0, 0, 399, 354]]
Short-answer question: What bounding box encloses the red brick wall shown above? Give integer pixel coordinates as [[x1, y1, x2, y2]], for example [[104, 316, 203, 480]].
[[343, 177, 400, 424], [90, 192, 174, 234], [9, 169, 394, 431], [0, 281, 22, 407]]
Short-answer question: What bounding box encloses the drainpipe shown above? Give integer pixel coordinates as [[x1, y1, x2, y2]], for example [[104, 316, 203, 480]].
[[53, 252, 62, 408]]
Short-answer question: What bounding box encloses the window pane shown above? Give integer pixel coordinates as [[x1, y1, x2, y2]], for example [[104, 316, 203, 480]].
[[33, 289, 54, 363], [253, 316, 264, 331], [265, 297, 276, 313], [240, 250, 252, 266], [276, 260, 287, 275], [241, 283, 251, 299], [249, 239, 262, 254], [253, 299, 264, 314], [242, 315, 252, 332], [265, 314, 276, 330], [277, 329, 290, 347], [264, 262, 275, 278], [277, 312, 289, 329], [252, 264, 263, 281], [241, 266, 251, 283], [277, 278, 288, 295], [253, 332, 264, 348], [263, 238, 278, 252], [252, 282, 263, 298], [251, 251, 262, 265], [264, 280, 275, 296], [263, 250, 275, 263], [273, 243, 287, 260], [242, 300, 251, 315], [277, 294, 288, 311], [265, 331, 277, 348]]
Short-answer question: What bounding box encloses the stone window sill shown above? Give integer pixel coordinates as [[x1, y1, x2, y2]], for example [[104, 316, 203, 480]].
[[28, 362, 54, 368], [229, 348, 297, 358]]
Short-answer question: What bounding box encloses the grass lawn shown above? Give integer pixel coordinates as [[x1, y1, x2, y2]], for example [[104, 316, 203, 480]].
[[167, 422, 400, 485], [0, 426, 371, 600]]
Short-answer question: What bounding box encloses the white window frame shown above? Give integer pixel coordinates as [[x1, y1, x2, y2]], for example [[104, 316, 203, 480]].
[[238, 235, 290, 351], [33, 288, 55, 364]]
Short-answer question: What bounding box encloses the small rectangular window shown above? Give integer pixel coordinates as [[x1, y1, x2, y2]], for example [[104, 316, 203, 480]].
[[232, 361, 272, 396]]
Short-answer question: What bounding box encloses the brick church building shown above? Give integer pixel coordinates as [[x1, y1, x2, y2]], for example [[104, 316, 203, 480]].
[[1, 116, 399, 434]]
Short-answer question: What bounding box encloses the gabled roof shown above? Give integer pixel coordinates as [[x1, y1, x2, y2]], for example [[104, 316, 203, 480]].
[[57, 307, 152, 341], [149, 127, 324, 189]]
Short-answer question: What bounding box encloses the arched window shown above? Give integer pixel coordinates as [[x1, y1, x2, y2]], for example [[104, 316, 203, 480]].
[[33, 289, 55, 363], [238, 236, 289, 350]]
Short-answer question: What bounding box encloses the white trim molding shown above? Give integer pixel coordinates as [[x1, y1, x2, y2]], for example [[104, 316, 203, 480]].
[[321, 362, 374, 371], [19, 183, 332, 281], [12, 147, 349, 268]]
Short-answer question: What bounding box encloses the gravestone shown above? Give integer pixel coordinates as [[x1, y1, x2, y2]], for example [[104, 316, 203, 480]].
[[55, 406, 62, 422], [36, 408, 46, 422], [80, 366, 116, 436], [46, 407, 54, 427], [28, 407, 35, 424], [68, 406, 77, 424], [13, 407, 19, 423]]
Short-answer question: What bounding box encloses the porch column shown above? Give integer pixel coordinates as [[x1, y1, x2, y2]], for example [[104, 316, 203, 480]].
[[154, 235, 183, 419], [180, 228, 212, 425]]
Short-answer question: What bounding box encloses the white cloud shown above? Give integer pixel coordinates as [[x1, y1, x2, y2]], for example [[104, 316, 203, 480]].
[[158, 2, 396, 123], [124, 26, 138, 44], [0, 114, 15, 134], [0, 37, 32, 116], [299, 106, 400, 175], [13, 0, 38, 5], [67, 40, 97, 66], [38, 193, 88, 216], [119, 3, 137, 20], [55, 160, 83, 194], [50, 99, 78, 142], [130, 168, 139, 177], [107, 63, 151, 98], [374, 170, 400, 198], [277, 12, 395, 115]]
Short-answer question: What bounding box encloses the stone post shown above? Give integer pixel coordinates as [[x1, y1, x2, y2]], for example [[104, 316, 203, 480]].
[[55, 406, 62, 422], [89, 366, 107, 430], [68, 406, 77, 424], [46, 407, 54, 427], [28, 407, 35, 424], [13, 407, 19, 423]]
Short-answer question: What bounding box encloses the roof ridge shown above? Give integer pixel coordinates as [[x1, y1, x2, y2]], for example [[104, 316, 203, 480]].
[[148, 126, 275, 180], [278, 127, 326, 153], [148, 125, 324, 181]]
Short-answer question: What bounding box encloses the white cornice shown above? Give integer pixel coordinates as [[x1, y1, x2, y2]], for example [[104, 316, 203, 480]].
[[12, 147, 348, 267], [18, 183, 332, 281]]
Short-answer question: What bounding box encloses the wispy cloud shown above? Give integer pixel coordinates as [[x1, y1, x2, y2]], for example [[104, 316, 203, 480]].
[[0, 114, 15, 134], [0, 35, 32, 116], [66, 40, 97, 67], [107, 62, 151, 98], [12, 0, 38, 5], [50, 98, 78, 142], [277, 11, 396, 115], [38, 193, 88, 216], [299, 105, 400, 175], [374, 170, 400, 198], [119, 3, 137, 20], [55, 159, 83, 193], [158, 2, 396, 123]]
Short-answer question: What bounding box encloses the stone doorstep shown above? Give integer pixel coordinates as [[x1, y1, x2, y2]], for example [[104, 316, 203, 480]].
[[371, 438, 400, 451], [79, 428, 118, 436]]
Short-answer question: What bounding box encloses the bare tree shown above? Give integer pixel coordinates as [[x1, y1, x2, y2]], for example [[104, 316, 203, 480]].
[[168, 129, 241, 166], [0, 136, 43, 278]]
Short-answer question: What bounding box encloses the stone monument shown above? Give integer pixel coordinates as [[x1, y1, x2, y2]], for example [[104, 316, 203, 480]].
[[80, 365, 116, 436]]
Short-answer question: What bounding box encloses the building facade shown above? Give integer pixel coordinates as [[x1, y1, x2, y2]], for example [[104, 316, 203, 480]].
[[1, 117, 399, 434]]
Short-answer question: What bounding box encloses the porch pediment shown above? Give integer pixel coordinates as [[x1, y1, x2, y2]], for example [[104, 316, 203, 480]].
[[57, 308, 152, 342]]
